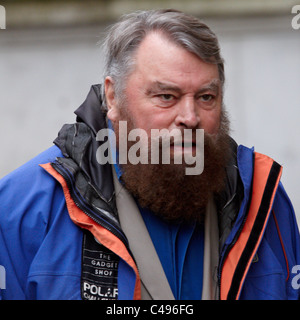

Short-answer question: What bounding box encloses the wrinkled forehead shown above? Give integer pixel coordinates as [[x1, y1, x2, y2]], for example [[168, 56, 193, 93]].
[[129, 32, 220, 94]]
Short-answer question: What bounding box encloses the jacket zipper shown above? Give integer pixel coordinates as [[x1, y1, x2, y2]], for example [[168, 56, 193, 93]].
[[218, 212, 248, 299], [217, 194, 250, 300]]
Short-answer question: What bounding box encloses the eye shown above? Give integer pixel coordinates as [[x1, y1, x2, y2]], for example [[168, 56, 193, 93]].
[[200, 94, 214, 102], [158, 94, 175, 102]]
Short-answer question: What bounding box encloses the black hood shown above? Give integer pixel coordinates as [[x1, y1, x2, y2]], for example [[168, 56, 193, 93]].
[[54, 84, 115, 202], [74, 84, 105, 135]]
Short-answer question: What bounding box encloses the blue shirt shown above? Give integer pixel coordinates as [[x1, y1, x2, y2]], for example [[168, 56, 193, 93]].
[[140, 205, 204, 300], [109, 120, 204, 299]]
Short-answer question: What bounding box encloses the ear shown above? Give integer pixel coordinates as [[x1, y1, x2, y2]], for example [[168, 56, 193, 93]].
[[104, 76, 120, 122]]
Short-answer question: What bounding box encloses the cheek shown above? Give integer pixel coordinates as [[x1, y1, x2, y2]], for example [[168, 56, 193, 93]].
[[128, 105, 175, 132], [150, 112, 175, 129], [200, 110, 221, 134], [134, 115, 166, 134]]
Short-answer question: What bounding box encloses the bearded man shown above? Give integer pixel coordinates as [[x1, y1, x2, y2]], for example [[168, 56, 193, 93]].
[[0, 9, 299, 300]]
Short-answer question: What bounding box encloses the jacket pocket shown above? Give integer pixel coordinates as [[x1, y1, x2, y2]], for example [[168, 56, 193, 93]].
[[239, 237, 287, 299]]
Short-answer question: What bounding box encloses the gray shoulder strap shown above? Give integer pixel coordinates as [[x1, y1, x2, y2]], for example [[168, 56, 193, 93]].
[[202, 197, 219, 300], [112, 169, 175, 300]]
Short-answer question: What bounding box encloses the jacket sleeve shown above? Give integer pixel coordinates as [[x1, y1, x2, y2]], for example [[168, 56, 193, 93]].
[[239, 180, 300, 300], [0, 146, 63, 299], [272, 181, 300, 299]]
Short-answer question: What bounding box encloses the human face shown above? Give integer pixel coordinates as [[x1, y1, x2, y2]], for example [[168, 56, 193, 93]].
[[105, 32, 222, 155]]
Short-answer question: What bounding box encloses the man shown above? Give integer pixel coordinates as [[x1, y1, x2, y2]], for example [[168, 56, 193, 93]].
[[0, 9, 299, 300]]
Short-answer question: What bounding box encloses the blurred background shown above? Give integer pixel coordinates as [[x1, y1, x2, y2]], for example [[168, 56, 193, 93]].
[[0, 0, 299, 223]]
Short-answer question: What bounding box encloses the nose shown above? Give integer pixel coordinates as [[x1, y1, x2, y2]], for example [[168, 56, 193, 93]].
[[174, 97, 200, 129]]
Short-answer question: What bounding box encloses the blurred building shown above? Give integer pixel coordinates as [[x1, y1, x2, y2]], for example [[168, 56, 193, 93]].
[[0, 0, 299, 223]]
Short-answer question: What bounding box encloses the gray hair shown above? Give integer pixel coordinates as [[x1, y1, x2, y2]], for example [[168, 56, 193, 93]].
[[101, 9, 225, 111]]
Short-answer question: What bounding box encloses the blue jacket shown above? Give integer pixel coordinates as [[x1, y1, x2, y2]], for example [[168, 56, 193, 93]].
[[0, 86, 299, 300]]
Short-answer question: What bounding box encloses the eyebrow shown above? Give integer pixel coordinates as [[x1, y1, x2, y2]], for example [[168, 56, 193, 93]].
[[146, 79, 220, 96]]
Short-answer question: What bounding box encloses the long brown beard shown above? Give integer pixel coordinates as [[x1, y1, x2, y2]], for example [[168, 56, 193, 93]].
[[113, 107, 231, 224]]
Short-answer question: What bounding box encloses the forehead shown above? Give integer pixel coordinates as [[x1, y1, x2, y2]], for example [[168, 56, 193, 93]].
[[132, 32, 219, 91]]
